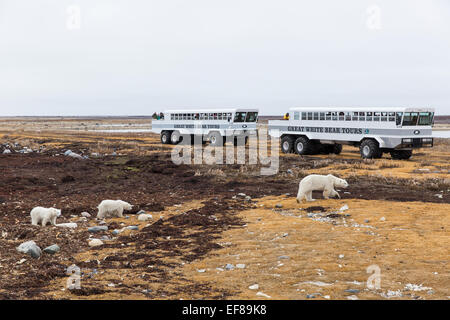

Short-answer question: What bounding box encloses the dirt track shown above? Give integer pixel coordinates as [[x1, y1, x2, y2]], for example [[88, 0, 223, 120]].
[[0, 128, 449, 299]]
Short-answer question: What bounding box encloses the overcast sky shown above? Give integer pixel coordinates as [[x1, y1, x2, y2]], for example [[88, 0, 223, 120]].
[[0, 0, 449, 116]]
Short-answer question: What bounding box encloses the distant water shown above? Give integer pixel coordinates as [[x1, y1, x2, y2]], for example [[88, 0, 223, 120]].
[[90, 129, 153, 133], [433, 131, 450, 138]]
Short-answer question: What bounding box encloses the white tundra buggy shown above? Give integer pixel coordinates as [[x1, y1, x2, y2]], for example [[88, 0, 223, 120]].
[[151, 108, 259, 146], [268, 107, 434, 159]]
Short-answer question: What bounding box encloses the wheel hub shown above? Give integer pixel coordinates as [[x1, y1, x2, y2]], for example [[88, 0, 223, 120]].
[[297, 142, 304, 152], [282, 141, 290, 150], [363, 145, 370, 156]]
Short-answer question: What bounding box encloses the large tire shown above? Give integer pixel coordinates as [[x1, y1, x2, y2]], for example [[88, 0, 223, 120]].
[[160, 131, 171, 144], [170, 131, 182, 144], [390, 150, 412, 160], [294, 136, 313, 155], [281, 136, 294, 154], [208, 132, 223, 146], [333, 144, 343, 155], [360, 139, 382, 159]]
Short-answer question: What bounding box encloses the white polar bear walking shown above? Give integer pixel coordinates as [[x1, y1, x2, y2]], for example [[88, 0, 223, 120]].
[[97, 200, 133, 219], [296, 174, 348, 203], [30, 207, 61, 226]]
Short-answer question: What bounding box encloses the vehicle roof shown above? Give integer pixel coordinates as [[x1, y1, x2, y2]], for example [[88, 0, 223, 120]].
[[289, 107, 435, 112], [164, 108, 259, 113]]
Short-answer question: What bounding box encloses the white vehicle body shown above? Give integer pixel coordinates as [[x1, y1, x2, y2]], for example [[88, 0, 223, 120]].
[[269, 107, 434, 159], [151, 108, 259, 145]]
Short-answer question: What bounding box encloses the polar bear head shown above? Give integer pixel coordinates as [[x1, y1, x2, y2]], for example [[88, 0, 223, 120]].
[[328, 174, 349, 188], [50, 208, 62, 217], [117, 200, 133, 211]]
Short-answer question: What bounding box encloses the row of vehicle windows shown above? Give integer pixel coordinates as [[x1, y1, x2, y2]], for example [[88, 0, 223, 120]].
[[170, 112, 258, 122], [171, 113, 233, 121], [293, 111, 433, 126]]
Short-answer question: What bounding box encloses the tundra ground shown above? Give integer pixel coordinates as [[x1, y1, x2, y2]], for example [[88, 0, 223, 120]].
[[0, 118, 448, 300]]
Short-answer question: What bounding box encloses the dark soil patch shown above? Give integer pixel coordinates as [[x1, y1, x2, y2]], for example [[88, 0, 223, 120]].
[[0, 145, 448, 299], [305, 206, 327, 213]]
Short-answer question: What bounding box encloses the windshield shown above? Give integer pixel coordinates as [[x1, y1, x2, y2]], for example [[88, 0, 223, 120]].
[[234, 112, 247, 123], [418, 112, 434, 126], [245, 112, 258, 122], [402, 112, 419, 126]]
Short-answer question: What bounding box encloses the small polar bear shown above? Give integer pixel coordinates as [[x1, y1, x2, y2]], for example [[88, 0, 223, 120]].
[[97, 200, 133, 219], [296, 174, 348, 203], [30, 207, 61, 226]]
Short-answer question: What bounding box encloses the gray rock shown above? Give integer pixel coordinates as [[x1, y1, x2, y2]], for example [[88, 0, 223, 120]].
[[306, 294, 315, 299], [126, 225, 139, 231], [112, 229, 122, 236], [364, 219, 370, 223], [138, 213, 153, 221], [345, 289, 360, 294], [88, 226, 108, 233], [275, 204, 283, 208], [287, 169, 293, 175], [278, 255, 290, 260], [3, 149, 11, 154], [16, 241, 41, 258], [43, 244, 60, 254], [236, 263, 246, 269], [225, 263, 235, 270], [249, 284, 259, 290], [56, 223, 78, 229], [88, 239, 104, 247], [81, 212, 91, 218], [136, 210, 146, 215]]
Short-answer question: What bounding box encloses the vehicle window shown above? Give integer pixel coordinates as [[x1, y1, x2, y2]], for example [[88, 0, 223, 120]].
[[245, 112, 258, 122], [307, 112, 312, 120], [339, 112, 344, 121], [228, 113, 232, 121], [294, 112, 300, 120], [312, 112, 318, 120], [381, 112, 387, 122], [396, 112, 403, 125], [374, 112, 380, 121], [359, 112, 365, 121], [234, 112, 247, 123], [352, 112, 358, 121], [345, 112, 351, 121], [325, 112, 332, 120], [366, 112, 373, 121], [388, 112, 395, 122], [319, 112, 325, 120], [403, 112, 419, 126], [418, 112, 433, 125], [332, 112, 338, 121]]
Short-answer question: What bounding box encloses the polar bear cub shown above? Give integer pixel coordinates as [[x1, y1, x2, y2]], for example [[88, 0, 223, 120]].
[[97, 200, 133, 219], [30, 207, 61, 226], [296, 174, 348, 203]]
